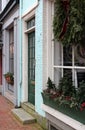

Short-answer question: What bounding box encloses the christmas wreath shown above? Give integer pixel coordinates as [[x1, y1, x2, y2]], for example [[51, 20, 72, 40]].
[[53, 0, 85, 46]]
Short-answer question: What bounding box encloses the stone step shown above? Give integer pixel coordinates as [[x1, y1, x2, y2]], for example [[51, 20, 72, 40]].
[[21, 102, 35, 115], [12, 108, 36, 124]]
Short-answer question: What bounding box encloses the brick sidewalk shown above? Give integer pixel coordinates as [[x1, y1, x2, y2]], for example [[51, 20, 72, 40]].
[[0, 95, 44, 130]]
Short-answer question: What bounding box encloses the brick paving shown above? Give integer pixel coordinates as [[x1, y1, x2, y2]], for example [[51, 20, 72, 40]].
[[0, 94, 44, 130]]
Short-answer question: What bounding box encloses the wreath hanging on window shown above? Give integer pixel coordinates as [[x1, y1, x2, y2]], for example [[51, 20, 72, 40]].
[[53, 0, 85, 46]]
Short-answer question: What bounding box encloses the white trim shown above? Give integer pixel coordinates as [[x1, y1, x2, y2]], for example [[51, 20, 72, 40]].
[[72, 46, 75, 84], [22, 9, 35, 102], [24, 26, 35, 34], [61, 45, 63, 77], [52, 2, 54, 81], [54, 65, 85, 69], [42, 104, 85, 130], [47, 0, 49, 79]]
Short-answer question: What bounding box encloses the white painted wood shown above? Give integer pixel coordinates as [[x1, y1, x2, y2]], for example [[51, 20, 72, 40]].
[[24, 26, 35, 33], [54, 65, 85, 69], [2, 6, 19, 105], [42, 104, 85, 130]]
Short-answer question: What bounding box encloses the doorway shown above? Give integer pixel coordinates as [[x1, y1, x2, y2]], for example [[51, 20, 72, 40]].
[[28, 32, 35, 105]]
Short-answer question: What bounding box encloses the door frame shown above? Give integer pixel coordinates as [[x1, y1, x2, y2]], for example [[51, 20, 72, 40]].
[[22, 12, 36, 103]]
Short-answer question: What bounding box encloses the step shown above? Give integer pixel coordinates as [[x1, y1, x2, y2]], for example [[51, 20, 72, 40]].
[[21, 102, 35, 115], [12, 108, 36, 124]]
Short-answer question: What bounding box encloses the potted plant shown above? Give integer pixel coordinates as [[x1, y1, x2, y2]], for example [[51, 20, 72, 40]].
[[4, 72, 14, 85], [41, 76, 85, 124]]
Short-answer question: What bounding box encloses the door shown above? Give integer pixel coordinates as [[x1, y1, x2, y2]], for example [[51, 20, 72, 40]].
[[28, 32, 35, 105]]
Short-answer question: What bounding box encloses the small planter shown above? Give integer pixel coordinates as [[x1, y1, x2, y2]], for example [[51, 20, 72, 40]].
[[42, 93, 85, 124], [4, 72, 14, 85], [5, 76, 14, 85]]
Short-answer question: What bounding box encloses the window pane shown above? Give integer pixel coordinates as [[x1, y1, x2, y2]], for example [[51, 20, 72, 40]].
[[63, 69, 72, 80], [27, 18, 35, 29], [9, 27, 14, 74], [54, 68, 62, 87], [9, 59, 14, 73], [9, 44, 14, 58], [77, 72, 85, 86], [63, 45, 72, 66], [74, 45, 85, 66], [54, 42, 62, 66]]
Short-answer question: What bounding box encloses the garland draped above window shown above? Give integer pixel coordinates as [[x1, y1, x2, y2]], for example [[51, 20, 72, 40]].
[[53, 0, 85, 46]]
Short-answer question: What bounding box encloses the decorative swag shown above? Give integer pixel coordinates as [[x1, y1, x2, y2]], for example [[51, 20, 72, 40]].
[[53, 0, 85, 46]]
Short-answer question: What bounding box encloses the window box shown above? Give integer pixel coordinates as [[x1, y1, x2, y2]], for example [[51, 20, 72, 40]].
[[41, 77, 85, 124], [42, 92, 85, 124]]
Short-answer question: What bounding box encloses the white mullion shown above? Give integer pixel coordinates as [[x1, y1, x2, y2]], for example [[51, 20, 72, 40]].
[[52, 1, 54, 81], [47, 0, 49, 79], [61, 45, 63, 77], [52, 41, 54, 81], [73, 45, 77, 87], [54, 65, 85, 69], [24, 26, 35, 33], [72, 46, 75, 85]]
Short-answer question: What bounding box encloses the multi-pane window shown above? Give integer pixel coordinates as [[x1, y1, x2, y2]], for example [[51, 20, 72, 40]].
[[28, 32, 35, 81], [9, 27, 14, 74], [54, 43, 85, 88], [27, 17, 35, 29]]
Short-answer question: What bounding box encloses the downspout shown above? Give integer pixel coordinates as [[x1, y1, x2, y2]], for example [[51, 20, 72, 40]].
[[14, 17, 20, 108], [19, 0, 23, 106]]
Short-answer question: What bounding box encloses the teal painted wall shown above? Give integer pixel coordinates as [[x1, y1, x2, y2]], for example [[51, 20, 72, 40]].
[[35, 0, 44, 116], [21, 0, 37, 15]]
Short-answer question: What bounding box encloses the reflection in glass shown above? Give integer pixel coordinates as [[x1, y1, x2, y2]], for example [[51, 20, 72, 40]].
[[63, 45, 72, 66], [63, 69, 72, 80], [77, 71, 85, 87], [9, 27, 14, 74], [74, 44, 85, 66]]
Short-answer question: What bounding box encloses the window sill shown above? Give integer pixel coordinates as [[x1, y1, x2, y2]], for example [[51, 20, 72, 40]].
[[42, 104, 85, 130]]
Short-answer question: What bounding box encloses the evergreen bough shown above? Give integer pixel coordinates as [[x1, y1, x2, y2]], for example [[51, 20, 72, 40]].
[[53, 0, 85, 46]]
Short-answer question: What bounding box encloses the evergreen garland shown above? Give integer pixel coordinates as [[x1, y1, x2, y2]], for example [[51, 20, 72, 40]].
[[53, 0, 85, 46]]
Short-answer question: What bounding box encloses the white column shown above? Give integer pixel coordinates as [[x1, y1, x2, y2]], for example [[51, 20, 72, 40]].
[[14, 17, 20, 107], [2, 29, 9, 94]]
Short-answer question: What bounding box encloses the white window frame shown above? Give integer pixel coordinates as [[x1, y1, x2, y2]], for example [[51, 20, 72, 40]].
[[53, 44, 85, 88]]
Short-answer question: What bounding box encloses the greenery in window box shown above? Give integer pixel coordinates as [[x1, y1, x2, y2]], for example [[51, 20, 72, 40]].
[[58, 74, 76, 97], [53, 0, 85, 46], [4, 72, 14, 85], [42, 77, 85, 123], [76, 81, 85, 111], [42, 76, 85, 111]]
